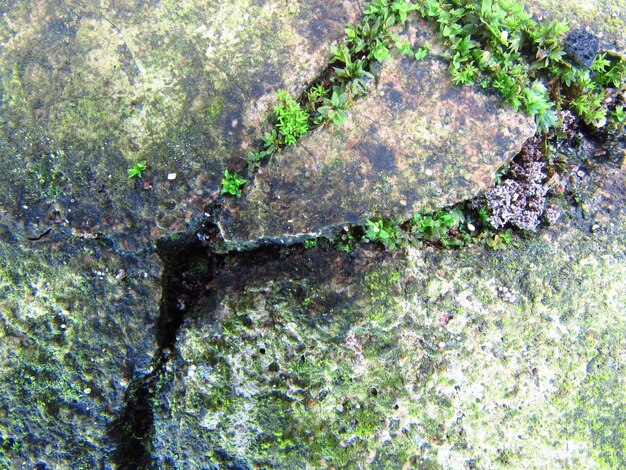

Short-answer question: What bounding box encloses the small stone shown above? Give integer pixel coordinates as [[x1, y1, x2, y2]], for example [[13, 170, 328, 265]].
[[83, 388, 92, 395], [564, 29, 599, 68]]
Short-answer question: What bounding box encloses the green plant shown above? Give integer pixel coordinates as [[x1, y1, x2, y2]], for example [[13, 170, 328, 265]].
[[410, 209, 464, 246], [612, 105, 626, 123], [523, 81, 558, 134], [331, 45, 374, 96], [127, 160, 147, 179], [416, 0, 625, 132], [274, 91, 310, 146], [487, 228, 513, 249], [364, 217, 400, 251], [220, 170, 246, 197], [243, 129, 281, 172], [316, 87, 350, 125], [304, 239, 318, 249], [414, 44, 431, 61], [336, 230, 356, 253], [307, 84, 330, 108]]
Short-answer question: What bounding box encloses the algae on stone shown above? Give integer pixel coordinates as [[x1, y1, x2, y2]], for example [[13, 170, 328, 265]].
[[152, 150, 626, 468], [0, 0, 363, 242], [0, 1, 363, 466], [218, 30, 536, 249], [0, 233, 161, 468], [526, 0, 626, 52]]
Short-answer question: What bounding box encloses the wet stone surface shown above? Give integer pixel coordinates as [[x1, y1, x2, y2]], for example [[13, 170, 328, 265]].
[[152, 149, 626, 469], [0, 0, 624, 468], [526, 0, 626, 52], [0, 231, 161, 468], [218, 40, 536, 249], [0, 0, 363, 467], [0, 0, 363, 245]]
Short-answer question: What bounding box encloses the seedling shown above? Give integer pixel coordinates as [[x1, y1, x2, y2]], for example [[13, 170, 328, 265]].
[[316, 87, 350, 125], [274, 91, 309, 146], [364, 217, 399, 251], [127, 160, 147, 179], [414, 44, 430, 61], [220, 170, 246, 197], [304, 239, 318, 249]]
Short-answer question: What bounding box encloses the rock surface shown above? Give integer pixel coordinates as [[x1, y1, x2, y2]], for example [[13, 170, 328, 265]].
[[0, 0, 624, 467], [0, 0, 362, 466], [218, 31, 536, 248], [152, 149, 626, 469], [0, 0, 363, 244], [0, 231, 161, 468], [527, 0, 626, 52]]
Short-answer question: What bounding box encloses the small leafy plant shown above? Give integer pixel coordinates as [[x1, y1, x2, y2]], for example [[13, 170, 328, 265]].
[[316, 87, 350, 125], [331, 45, 374, 96], [127, 160, 147, 179], [304, 239, 318, 249], [410, 209, 468, 246], [220, 170, 246, 197], [364, 216, 400, 251], [274, 91, 309, 146]]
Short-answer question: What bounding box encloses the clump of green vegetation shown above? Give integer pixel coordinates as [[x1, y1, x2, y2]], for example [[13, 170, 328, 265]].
[[218, 0, 427, 186], [244, 130, 280, 172], [415, 0, 626, 132], [127, 160, 147, 179], [411, 209, 466, 246], [304, 238, 318, 249], [316, 87, 350, 125], [612, 105, 625, 123], [220, 170, 246, 197], [486, 228, 513, 249], [364, 216, 401, 251], [274, 91, 310, 146], [335, 227, 357, 253]]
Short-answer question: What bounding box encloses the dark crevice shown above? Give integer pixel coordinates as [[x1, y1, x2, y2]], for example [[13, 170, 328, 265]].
[[108, 223, 220, 469], [107, 218, 310, 468], [105, 120, 622, 467]]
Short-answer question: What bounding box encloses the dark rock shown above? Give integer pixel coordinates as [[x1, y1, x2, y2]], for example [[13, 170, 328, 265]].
[[564, 28, 600, 68]]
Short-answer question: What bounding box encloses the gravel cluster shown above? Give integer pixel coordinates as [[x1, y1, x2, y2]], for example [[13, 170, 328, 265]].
[[485, 137, 549, 231]]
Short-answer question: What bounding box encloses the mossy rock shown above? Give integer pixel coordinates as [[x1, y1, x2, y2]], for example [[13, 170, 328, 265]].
[[218, 23, 535, 249], [0, 0, 363, 244], [152, 148, 626, 468], [526, 0, 626, 52], [0, 232, 161, 467]]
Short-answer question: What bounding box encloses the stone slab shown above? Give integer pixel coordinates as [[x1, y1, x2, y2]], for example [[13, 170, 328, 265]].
[[0, 0, 364, 244], [152, 148, 626, 469], [218, 41, 536, 249]]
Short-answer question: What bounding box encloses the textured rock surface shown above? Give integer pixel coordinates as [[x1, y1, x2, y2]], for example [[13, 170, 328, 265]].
[[0, 0, 363, 243], [527, 0, 626, 52], [218, 38, 536, 248], [0, 1, 362, 466], [152, 150, 626, 468], [0, 0, 624, 467], [0, 232, 161, 468]]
